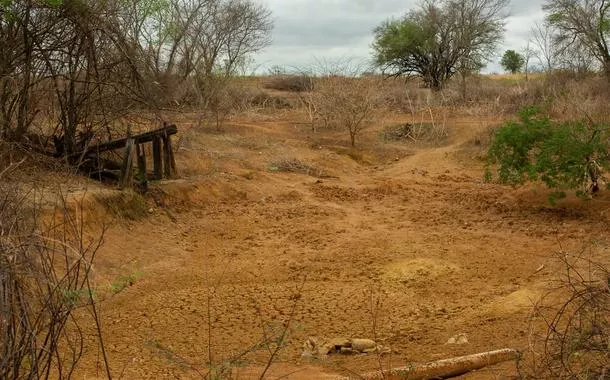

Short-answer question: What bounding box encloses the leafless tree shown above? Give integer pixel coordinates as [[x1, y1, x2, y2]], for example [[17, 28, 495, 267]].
[[530, 22, 558, 72], [522, 41, 535, 80], [316, 74, 384, 147], [543, 0, 610, 79], [0, 0, 273, 157]]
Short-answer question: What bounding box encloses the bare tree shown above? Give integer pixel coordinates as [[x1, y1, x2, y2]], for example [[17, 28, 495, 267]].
[[315, 74, 383, 147], [543, 0, 610, 79], [530, 22, 558, 72], [0, 0, 273, 158], [522, 41, 535, 80]]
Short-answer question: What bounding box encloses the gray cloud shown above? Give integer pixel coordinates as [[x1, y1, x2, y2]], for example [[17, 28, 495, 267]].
[[253, 0, 547, 74]]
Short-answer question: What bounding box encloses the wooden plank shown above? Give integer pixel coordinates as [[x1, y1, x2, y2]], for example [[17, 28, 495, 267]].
[[152, 136, 162, 180], [118, 138, 135, 189]]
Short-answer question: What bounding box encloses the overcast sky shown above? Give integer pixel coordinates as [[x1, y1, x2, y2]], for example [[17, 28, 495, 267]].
[[252, 0, 547, 74]]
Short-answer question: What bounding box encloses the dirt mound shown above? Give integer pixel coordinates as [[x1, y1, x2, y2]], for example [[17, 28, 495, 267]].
[[383, 258, 461, 282]]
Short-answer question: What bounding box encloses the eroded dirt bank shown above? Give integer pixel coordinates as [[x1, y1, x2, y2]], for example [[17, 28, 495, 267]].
[[76, 116, 610, 379]]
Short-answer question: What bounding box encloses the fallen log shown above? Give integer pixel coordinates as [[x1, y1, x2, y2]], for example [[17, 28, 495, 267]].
[[354, 348, 519, 380]]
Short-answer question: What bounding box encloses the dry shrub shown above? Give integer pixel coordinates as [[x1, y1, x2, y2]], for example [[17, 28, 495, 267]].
[[545, 76, 610, 123], [381, 122, 448, 144], [268, 157, 328, 178], [380, 78, 431, 113], [0, 169, 109, 378], [524, 247, 609, 379], [446, 73, 609, 120], [262, 75, 314, 92], [315, 76, 385, 146], [248, 91, 292, 110], [93, 190, 148, 220]]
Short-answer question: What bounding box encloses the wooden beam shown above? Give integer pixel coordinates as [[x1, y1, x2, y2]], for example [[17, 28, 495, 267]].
[[162, 136, 171, 178], [82, 124, 177, 156], [118, 138, 136, 189], [136, 143, 148, 193], [165, 134, 176, 177], [152, 136, 162, 180]]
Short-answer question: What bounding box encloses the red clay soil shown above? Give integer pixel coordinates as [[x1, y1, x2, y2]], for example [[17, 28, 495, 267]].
[[73, 113, 610, 379]]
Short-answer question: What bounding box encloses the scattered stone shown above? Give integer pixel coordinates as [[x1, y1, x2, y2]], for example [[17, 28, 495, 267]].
[[302, 337, 390, 358], [351, 338, 377, 352], [446, 333, 469, 345]]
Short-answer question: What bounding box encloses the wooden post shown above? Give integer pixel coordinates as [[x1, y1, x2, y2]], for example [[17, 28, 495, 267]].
[[167, 135, 177, 176], [118, 138, 135, 189], [136, 142, 148, 193], [152, 136, 162, 180], [162, 135, 177, 178], [162, 136, 170, 178]]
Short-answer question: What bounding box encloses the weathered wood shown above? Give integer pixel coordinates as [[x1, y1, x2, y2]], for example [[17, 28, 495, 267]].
[[118, 138, 135, 190], [152, 136, 162, 180], [162, 135, 171, 178], [166, 133, 176, 176], [355, 348, 519, 380], [82, 124, 177, 156], [136, 143, 148, 193]]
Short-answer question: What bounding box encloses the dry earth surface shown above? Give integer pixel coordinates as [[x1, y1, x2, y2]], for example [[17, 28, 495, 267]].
[[68, 109, 609, 379]]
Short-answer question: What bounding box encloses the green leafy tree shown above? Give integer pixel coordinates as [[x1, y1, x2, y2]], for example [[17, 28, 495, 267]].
[[487, 107, 610, 201], [544, 0, 610, 79], [500, 49, 525, 73], [372, 0, 508, 90]]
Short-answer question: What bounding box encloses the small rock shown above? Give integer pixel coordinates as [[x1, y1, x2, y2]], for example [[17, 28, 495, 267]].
[[351, 338, 377, 352], [446, 333, 468, 345]]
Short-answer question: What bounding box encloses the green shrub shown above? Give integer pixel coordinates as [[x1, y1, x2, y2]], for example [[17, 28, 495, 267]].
[[487, 107, 609, 200]]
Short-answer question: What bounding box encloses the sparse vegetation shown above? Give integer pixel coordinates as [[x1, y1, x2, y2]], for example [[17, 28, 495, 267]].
[[0, 175, 108, 378], [2, 0, 610, 378], [268, 157, 328, 178], [523, 246, 609, 379], [487, 107, 609, 201]]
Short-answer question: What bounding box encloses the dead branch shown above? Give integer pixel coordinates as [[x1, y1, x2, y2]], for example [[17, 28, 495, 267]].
[[352, 348, 520, 380]]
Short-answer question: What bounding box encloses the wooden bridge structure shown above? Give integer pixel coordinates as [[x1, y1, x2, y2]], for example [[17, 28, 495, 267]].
[[77, 123, 178, 190]]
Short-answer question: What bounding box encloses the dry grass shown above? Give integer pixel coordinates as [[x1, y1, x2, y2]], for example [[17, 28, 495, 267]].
[[268, 157, 329, 178]]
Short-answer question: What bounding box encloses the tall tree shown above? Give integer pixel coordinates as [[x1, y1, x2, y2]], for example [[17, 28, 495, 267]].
[[544, 0, 610, 79], [500, 49, 525, 73], [372, 0, 508, 90]]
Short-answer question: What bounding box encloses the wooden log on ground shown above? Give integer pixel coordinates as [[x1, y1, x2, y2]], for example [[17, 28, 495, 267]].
[[354, 348, 519, 380], [152, 136, 162, 180], [118, 138, 135, 190]]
